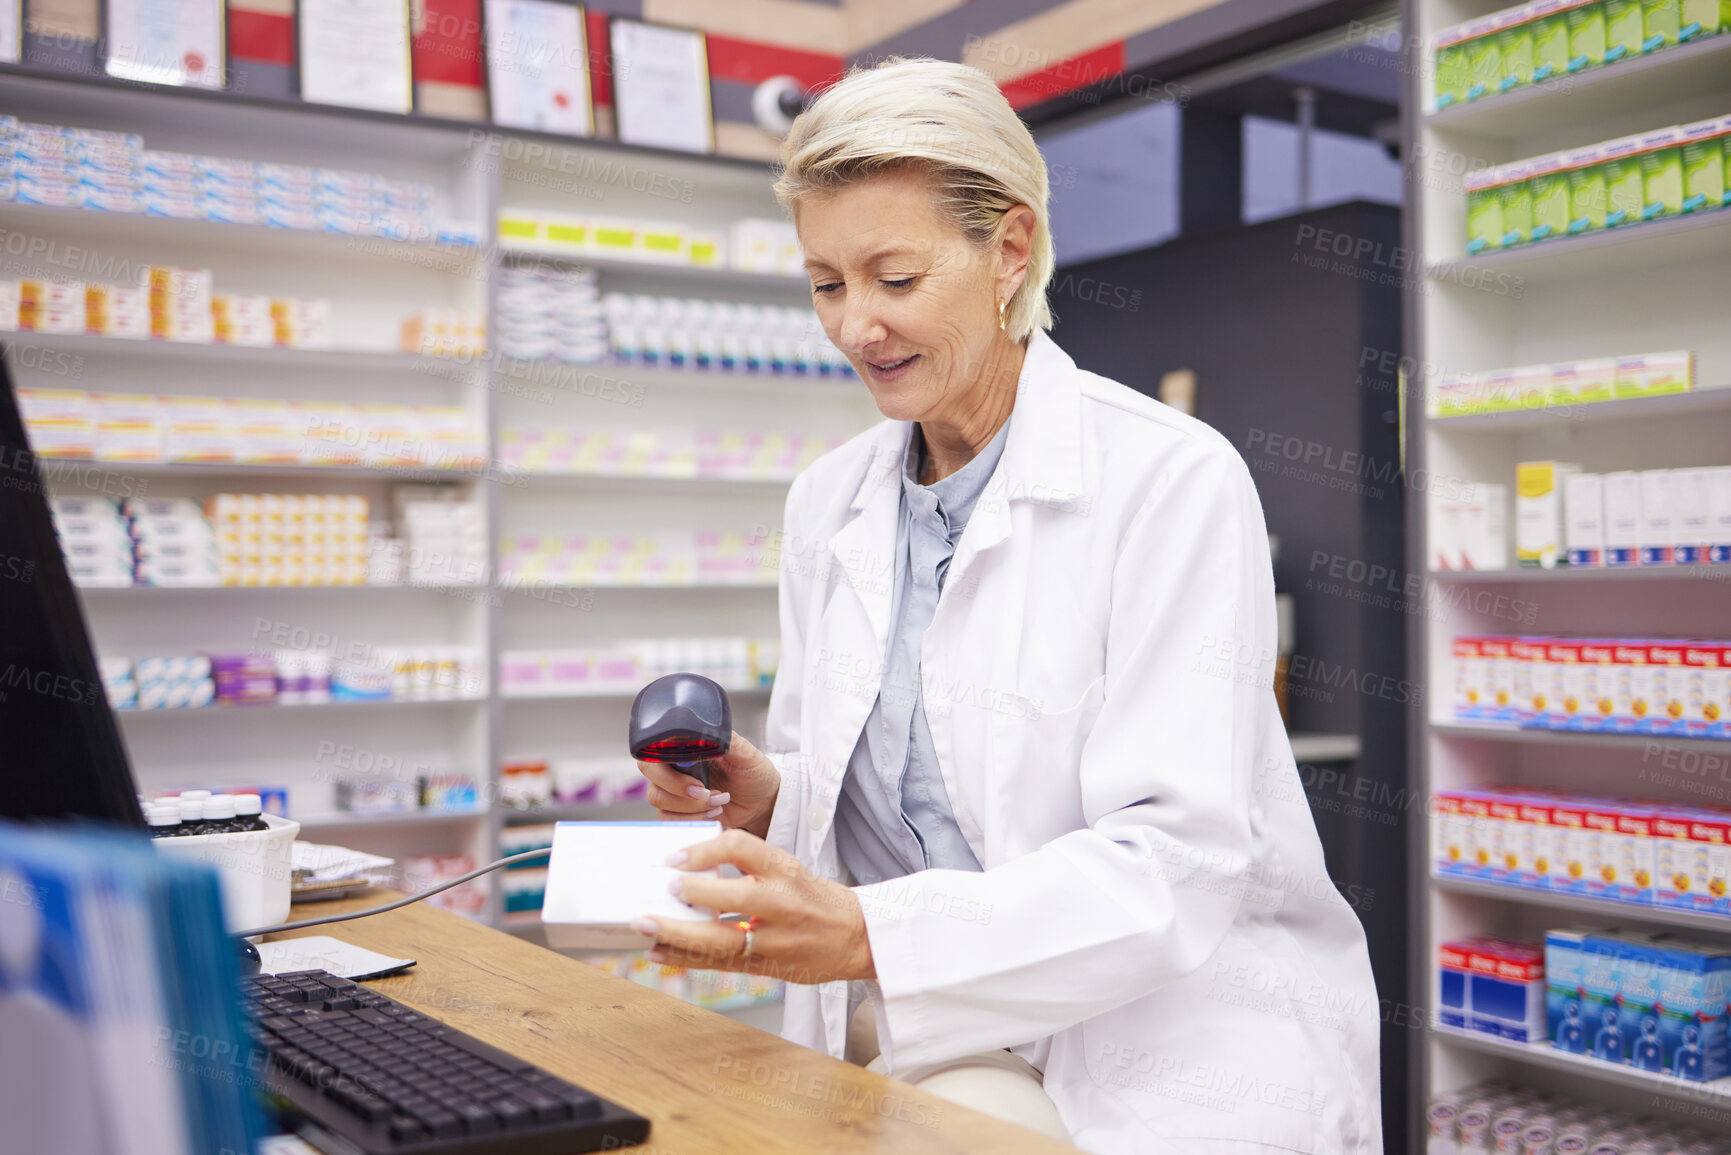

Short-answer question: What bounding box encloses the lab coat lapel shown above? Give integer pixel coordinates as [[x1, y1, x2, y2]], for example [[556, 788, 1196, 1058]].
[[928, 331, 1088, 861], [809, 423, 906, 785]]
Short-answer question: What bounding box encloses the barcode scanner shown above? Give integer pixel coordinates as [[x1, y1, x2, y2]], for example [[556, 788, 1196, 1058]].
[[628, 672, 733, 792]]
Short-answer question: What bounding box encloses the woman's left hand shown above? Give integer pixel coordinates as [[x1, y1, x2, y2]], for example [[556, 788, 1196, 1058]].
[[630, 829, 876, 985]]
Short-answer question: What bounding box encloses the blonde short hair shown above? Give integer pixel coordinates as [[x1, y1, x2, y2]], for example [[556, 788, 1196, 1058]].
[[772, 57, 1054, 342]]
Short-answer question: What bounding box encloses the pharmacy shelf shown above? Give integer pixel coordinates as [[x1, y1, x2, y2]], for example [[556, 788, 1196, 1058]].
[[293, 808, 489, 831], [1408, 0, 1731, 1132], [1425, 34, 1731, 139], [51, 459, 484, 482], [495, 358, 860, 393], [1432, 722, 1729, 755], [115, 696, 487, 718], [1428, 388, 1731, 431], [0, 200, 484, 267], [496, 578, 778, 592], [11, 332, 463, 373], [75, 582, 486, 596], [1432, 875, 1731, 934], [0, 65, 876, 935], [1430, 1027, 1731, 1105], [0, 63, 772, 172], [500, 470, 797, 489], [1426, 209, 1731, 284], [502, 683, 770, 701], [497, 244, 809, 292], [1288, 731, 1363, 762], [1426, 565, 1731, 583], [499, 801, 654, 825]]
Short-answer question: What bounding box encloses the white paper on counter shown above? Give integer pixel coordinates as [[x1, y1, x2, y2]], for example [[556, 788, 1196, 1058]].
[[257, 935, 416, 980]]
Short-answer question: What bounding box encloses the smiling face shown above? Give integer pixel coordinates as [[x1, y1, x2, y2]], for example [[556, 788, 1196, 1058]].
[[796, 167, 1031, 429]]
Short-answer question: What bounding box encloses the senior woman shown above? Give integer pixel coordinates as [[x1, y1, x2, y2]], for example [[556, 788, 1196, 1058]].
[[631, 58, 1381, 1153]]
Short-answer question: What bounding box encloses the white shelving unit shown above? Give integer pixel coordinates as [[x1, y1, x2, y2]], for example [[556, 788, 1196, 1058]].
[[1403, 4, 1731, 1140], [0, 66, 878, 989]]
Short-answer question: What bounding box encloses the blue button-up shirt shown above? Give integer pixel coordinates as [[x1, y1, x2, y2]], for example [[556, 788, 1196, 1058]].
[[834, 418, 1010, 887]]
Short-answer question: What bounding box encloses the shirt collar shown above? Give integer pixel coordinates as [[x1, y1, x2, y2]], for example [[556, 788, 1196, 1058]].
[[849, 329, 1084, 516]]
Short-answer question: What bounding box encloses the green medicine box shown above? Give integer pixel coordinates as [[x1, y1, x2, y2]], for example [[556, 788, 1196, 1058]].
[[1643, 0, 1682, 47], [1532, 0, 1575, 79], [1681, 129, 1725, 212], [1638, 129, 1684, 220], [1567, 0, 1608, 68], [1466, 28, 1506, 99], [1605, 0, 1646, 58], [1433, 27, 1474, 108], [1680, 0, 1731, 38], [1465, 168, 1505, 254], [1498, 162, 1535, 245], [1498, 10, 1538, 90], [1566, 146, 1608, 232], [1528, 153, 1573, 240], [1682, 117, 1731, 211], [1601, 136, 1646, 226]]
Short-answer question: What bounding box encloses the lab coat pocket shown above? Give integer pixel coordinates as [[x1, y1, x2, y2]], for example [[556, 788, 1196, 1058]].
[[980, 675, 1106, 860]]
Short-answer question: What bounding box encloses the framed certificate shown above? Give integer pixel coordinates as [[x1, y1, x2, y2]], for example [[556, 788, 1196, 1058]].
[[103, 0, 225, 88], [300, 0, 414, 114], [609, 18, 712, 154], [0, 0, 19, 64], [485, 0, 592, 136]]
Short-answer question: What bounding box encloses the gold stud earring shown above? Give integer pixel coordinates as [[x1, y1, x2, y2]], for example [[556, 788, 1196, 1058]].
[[997, 299, 1007, 332]]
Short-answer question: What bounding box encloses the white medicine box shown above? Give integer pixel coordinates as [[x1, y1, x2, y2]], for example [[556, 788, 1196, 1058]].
[[541, 820, 722, 950]]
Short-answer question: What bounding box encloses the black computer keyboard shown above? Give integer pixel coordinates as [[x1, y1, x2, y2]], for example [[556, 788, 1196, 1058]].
[[244, 969, 649, 1154]]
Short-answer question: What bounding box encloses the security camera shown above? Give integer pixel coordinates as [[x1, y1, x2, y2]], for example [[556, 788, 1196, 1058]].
[[752, 76, 807, 136]]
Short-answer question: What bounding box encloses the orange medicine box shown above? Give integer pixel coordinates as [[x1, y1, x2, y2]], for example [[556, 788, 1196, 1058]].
[[1655, 809, 1731, 914]]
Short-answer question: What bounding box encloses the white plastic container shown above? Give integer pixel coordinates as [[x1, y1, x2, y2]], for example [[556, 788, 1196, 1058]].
[[153, 812, 299, 935]]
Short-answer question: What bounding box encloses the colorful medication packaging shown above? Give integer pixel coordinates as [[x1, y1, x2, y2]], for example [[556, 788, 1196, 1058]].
[[1682, 643, 1730, 737], [1639, 469, 1677, 565], [1603, 471, 1642, 566], [1465, 169, 1508, 254], [1530, 0, 1576, 80], [1680, 0, 1731, 38], [1650, 935, 1731, 1081], [1527, 151, 1572, 240], [1585, 802, 1655, 903], [1566, 144, 1608, 233], [1516, 461, 1579, 568], [1608, 931, 1669, 1070], [1654, 808, 1731, 912], [1579, 932, 1632, 1061], [1681, 116, 1730, 213], [1565, 0, 1607, 68], [1545, 927, 1600, 1054], [1564, 472, 1604, 566], [1711, 467, 1731, 563], [1439, 937, 1547, 1043], [1496, 7, 1538, 90], [1638, 127, 1684, 220], [1602, 133, 1647, 226], [1644, 0, 1684, 50], [1604, 0, 1646, 58], [1675, 468, 1714, 564]]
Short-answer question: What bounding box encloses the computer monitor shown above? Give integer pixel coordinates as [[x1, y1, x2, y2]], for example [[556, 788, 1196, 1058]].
[[0, 345, 144, 827]]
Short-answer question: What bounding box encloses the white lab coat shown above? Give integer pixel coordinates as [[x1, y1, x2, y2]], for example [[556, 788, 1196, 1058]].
[[761, 330, 1382, 1154]]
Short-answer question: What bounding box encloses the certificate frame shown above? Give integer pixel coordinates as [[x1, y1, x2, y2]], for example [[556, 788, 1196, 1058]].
[[484, 0, 593, 137], [608, 17, 714, 155], [102, 0, 226, 89], [0, 0, 19, 65], [299, 0, 415, 115]]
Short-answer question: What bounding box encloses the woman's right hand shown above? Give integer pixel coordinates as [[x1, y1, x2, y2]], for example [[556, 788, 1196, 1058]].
[[637, 730, 780, 838]]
